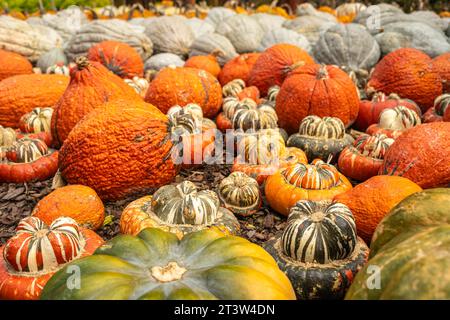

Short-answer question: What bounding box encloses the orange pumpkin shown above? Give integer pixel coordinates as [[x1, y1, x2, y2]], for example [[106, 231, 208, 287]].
[[237, 86, 260, 102], [0, 49, 32, 81], [87, 40, 144, 79], [432, 53, 450, 93], [367, 48, 443, 112], [58, 99, 178, 201], [423, 94, 450, 123], [0, 74, 68, 128], [51, 56, 142, 148], [334, 175, 422, 243], [32, 185, 105, 230], [248, 44, 315, 96], [218, 53, 260, 86], [276, 64, 359, 134], [145, 67, 222, 118], [184, 52, 221, 78], [265, 159, 352, 216]]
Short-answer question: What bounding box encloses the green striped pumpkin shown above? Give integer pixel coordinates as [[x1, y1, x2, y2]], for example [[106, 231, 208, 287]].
[[14, 138, 48, 163]]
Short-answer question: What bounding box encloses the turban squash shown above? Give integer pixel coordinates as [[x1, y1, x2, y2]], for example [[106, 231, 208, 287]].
[[145, 67, 222, 118], [366, 106, 422, 139], [218, 53, 260, 86], [41, 228, 296, 300], [423, 94, 450, 123], [0, 49, 32, 81], [276, 64, 359, 134], [19, 107, 53, 147], [264, 200, 369, 299], [58, 99, 178, 201], [0, 217, 103, 300], [51, 56, 142, 148], [0, 74, 68, 128]]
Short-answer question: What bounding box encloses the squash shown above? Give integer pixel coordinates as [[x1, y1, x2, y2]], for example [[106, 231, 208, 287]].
[[145, 67, 222, 118], [282, 15, 337, 44], [264, 200, 369, 300], [338, 134, 394, 182], [36, 47, 67, 74], [218, 53, 260, 86], [380, 122, 450, 188], [32, 185, 105, 230], [0, 217, 103, 300], [51, 56, 141, 148], [250, 13, 286, 33], [286, 116, 353, 162], [423, 94, 450, 123], [248, 44, 315, 96], [144, 53, 185, 72], [124, 76, 149, 98], [432, 53, 450, 93], [216, 95, 257, 132], [205, 7, 236, 27], [0, 125, 17, 148], [276, 64, 359, 134], [189, 33, 238, 67], [41, 227, 296, 300], [366, 106, 422, 139], [184, 51, 221, 78], [87, 41, 144, 79], [19, 107, 53, 146], [232, 101, 278, 131], [0, 74, 68, 128], [58, 99, 178, 201], [222, 79, 246, 98], [45, 63, 70, 76], [0, 49, 32, 81], [334, 175, 422, 243], [265, 160, 352, 216], [184, 18, 215, 38], [336, 3, 367, 19], [366, 48, 443, 112], [258, 28, 311, 53], [120, 181, 239, 238]]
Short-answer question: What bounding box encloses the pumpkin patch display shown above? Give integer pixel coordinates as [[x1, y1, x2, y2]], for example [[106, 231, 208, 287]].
[[423, 94, 450, 123], [184, 51, 221, 78], [0, 216, 103, 300], [0, 49, 32, 81], [276, 64, 359, 134], [264, 200, 369, 299], [432, 53, 450, 93], [366, 106, 422, 139], [218, 53, 260, 86], [265, 160, 352, 216]]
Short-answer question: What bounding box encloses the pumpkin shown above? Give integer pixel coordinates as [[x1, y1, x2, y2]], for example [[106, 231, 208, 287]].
[[87, 40, 144, 79], [265, 160, 352, 216], [0, 49, 32, 81], [32, 185, 105, 230], [205, 7, 236, 27], [184, 51, 221, 78], [120, 180, 239, 238], [232, 101, 278, 132], [366, 48, 443, 112], [336, 3, 367, 19], [286, 116, 353, 162], [366, 106, 422, 139], [338, 134, 394, 182], [334, 175, 422, 243], [218, 53, 260, 86], [189, 33, 238, 67], [144, 53, 185, 72], [424, 94, 450, 123], [185, 17, 215, 38], [51, 56, 141, 148], [248, 44, 314, 96], [58, 99, 178, 201], [36, 47, 67, 74], [282, 15, 337, 44], [41, 227, 295, 300], [432, 53, 450, 93], [237, 86, 260, 102], [264, 200, 369, 299], [380, 122, 450, 188], [346, 189, 450, 300], [222, 79, 246, 98], [124, 76, 149, 98], [0, 125, 17, 148], [250, 13, 286, 33], [0, 74, 68, 128], [217, 172, 261, 217], [19, 107, 52, 134], [216, 95, 256, 132], [276, 64, 359, 134], [0, 217, 103, 300], [355, 92, 422, 131], [145, 67, 222, 118], [258, 28, 311, 53]]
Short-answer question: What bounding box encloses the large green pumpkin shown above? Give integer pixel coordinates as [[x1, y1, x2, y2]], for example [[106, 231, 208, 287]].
[[40, 228, 296, 300]]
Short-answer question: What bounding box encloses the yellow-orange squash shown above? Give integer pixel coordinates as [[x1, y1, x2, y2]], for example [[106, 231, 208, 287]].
[[334, 175, 422, 243], [58, 99, 178, 201], [145, 67, 222, 118], [218, 53, 260, 86], [32, 185, 105, 230], [184, 52, 221, 78], [0, 74, 69, 128], [0, 49, 32, 81]]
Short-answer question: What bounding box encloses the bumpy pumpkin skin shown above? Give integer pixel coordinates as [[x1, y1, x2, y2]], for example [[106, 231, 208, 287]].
[[276, 64, 359, 134], [145, 67, 222, 118], [380, 122, 450, 189], [184, 54, 221, 78], [334, 175, 422, 243], [32, 185, 105, 230], [248, 44, 315, 96], [367, 48, 443, 112], [432, 53, 450, 93], [218, 53, 260, 86], [40, 228, 296, 300], [0, 49, 32, 81], [59, 100, 178, 201], [0, 74, 69, 128]]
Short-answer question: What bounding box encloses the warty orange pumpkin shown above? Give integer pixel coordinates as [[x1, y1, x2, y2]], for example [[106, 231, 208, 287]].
[[432, 52, 450, 93], [218, 53, 261, 86], [184, 51, 221, 78], [0, 49, 32, 81]]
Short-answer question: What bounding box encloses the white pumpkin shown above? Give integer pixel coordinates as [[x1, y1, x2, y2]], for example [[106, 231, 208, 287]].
[[259, 28, 311, 53], [189, 33, 237, 66], [205, 7, 236, 28], [144, 53, 185, 72], [250, 13, 286, 33], [185, 18, 215, 38], [216, 15, 264, 53]]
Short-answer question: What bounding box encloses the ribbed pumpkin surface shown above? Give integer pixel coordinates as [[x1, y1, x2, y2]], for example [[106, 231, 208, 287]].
[[218, 53, 260, 86], [0, 49, 32, 81]]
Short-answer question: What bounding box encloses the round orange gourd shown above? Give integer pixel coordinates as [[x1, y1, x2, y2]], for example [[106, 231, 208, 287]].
[[218, 53, 260, 86], [87, 40, 144, 79], [32, 185, 105, 230], [58, 99, 178, 201], [145, 67, 222, 118], [334, 175, 422, 243], [51, 56, 142, 148], [248, 44, 314, 96], [432, 53, 450, 93], [276, 64, 359, 134], [184, 52, 221, 78], [0, 49, 32, 81], [0, 74, 68, 128], [367, 48, 443, 112]]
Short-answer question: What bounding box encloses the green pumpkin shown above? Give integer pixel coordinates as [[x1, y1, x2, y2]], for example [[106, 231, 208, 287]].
[[40, 228, 296, 300]]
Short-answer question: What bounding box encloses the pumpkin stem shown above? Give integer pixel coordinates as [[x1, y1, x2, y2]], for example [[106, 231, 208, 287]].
[[388, 93, 401, 100], [75, 56, 90, 70], [317, 64, 329, 80], [151, 262, 187, 282], [287, 60, 305, 73]]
